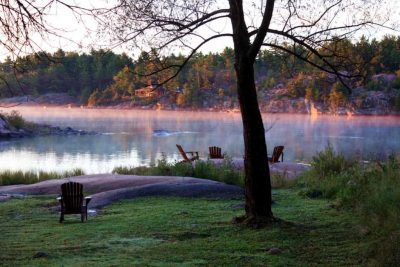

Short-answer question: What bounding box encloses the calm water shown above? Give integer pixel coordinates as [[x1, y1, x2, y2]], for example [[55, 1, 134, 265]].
[[0, 107, 399, 174]]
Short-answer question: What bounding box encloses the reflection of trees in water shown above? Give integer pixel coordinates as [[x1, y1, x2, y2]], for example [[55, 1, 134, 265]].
[[263, 114, 400, 162], [3, 135, 128, 155], [1, 110, 399, 171], [4, 116, 400, 162]]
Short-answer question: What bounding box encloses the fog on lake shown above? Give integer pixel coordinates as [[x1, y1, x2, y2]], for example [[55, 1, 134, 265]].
[[0, 107, 399, 174]]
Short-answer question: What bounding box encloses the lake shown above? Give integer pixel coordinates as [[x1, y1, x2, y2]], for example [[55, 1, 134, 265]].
[[0, 107, 399, 174]]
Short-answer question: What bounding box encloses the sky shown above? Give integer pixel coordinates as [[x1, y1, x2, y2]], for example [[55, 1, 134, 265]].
[[1, 0, 399, 61], [0, 0, 234, 60], [33, 1, 235, 59]]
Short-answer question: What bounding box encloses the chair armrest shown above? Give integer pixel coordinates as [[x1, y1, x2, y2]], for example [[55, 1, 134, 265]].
[[187, 151, 199, 157], [85, 196, 92, 206]]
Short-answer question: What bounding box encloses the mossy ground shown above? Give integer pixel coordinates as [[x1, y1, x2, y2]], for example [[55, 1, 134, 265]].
[[0, 189, 372, 266]]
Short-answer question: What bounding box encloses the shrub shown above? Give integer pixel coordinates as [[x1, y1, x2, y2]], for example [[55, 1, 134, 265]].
[[365, 78, 390, 91], [113, 156, 244, 187], [305, 86, 313, 101], [393, 77, 400, 89], [193, 158, 244, 186], [263, 76, 276, 89], [305, 84, 320, 101], [87, 89, 101, 107], [328, 83, 348, 112], [287, 72, 306, 97], [112, 165, 153, 175], [312, 86, 320, 101], [0, 110, 35, 130], [271, 172, 295, 189], [393, 70, 400, 89], [311, 145, 354, 179]]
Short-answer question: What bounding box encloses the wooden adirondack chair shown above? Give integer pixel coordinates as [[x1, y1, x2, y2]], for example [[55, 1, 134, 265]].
[[57, 182, 91, 223], [268, 146, 284, 163], [176, 144, 199, 162], [209, 146, 224, 159]]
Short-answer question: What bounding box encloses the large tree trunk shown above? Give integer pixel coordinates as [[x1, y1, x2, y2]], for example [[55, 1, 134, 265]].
[[236, 57, 273, 222], [229, 0, 273, 223]]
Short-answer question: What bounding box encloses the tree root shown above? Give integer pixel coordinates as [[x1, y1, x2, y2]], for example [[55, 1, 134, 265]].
[[232, 214, 278, 228]]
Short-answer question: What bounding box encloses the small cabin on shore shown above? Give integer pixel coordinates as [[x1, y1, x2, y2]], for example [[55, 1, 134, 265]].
[[135, 85, 165, 98]]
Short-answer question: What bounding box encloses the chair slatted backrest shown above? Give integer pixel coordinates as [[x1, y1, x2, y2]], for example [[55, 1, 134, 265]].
[[61, 182, 84, 212], [209, 146, 223, 159], [176, 144, 190, 162], [271, 146, 284, 163]]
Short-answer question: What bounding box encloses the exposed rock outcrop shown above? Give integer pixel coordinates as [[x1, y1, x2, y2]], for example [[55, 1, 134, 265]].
[[0, 116, 95, 140], [0, 82, 398, 115], [0, 93, 77, 107]]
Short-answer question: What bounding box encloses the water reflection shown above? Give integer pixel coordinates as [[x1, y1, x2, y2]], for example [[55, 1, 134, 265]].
[[0, 107, 399, 173]]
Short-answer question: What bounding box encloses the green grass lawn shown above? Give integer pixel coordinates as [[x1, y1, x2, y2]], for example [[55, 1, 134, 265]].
[[0, 189, 373, 266]]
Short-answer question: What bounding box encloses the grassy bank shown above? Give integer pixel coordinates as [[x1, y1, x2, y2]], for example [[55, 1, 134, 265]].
[[0, 190, 373, 266], [0, 169, 85, 185], [297, 146, 400, 265], [113, 157, 291, 189], [113, 157, 245, 187]]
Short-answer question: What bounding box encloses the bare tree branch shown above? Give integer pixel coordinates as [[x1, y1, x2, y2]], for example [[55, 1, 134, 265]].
[[138, 33, 232, 88], [248, 0, 275, 61]]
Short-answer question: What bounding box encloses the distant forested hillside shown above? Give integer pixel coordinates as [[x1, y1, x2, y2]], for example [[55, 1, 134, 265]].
[[0, 49, 133, 103], [0, 36, 399, 112]]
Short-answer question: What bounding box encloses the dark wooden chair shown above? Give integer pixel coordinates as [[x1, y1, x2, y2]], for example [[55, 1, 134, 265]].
[[57, 182, 91, 223], [209, 146, 224, 159], [176, 144, 199, 162], [268, 146, 284, 163]]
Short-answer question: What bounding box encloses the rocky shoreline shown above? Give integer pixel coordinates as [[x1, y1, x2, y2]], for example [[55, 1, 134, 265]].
[[0, 116, 96, 140], [92, 84, 400, 115], [0, 91, 399, 116]]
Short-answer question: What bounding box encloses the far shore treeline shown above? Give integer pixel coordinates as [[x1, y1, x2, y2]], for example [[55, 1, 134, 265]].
[[0, 35, 399, 111]]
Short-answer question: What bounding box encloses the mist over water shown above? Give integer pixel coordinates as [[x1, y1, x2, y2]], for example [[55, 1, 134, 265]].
[[0, 107, 399, 174]]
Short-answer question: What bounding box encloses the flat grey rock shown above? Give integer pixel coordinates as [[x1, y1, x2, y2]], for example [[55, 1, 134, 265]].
[[0, 174, 243, 208]]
